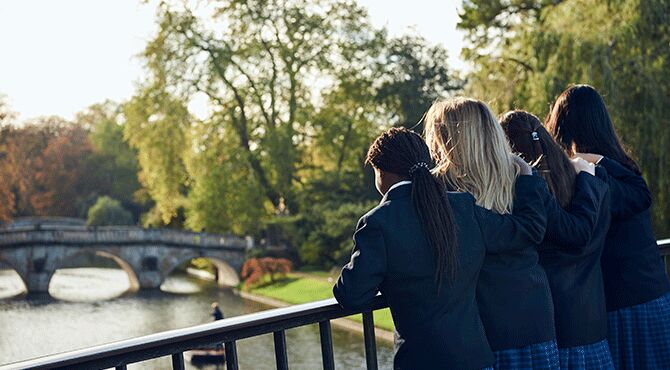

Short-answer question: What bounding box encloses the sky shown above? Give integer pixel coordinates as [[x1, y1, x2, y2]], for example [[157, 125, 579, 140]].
[[0, 1, 467, 121]]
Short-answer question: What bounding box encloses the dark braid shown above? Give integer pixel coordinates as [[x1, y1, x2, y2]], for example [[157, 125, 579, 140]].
[[366, 127, 459, 286]]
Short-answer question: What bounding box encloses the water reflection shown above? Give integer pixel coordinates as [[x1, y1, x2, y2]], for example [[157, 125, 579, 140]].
[[0, 269, 394, 369], [49, 268, 131, 301], [0, 269, 25, 299]]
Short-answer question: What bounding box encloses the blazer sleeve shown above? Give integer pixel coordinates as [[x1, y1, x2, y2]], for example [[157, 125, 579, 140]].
[[474, 175, 548, 253], [333, 214, 386, 310], [598, 157, 652, 218], [541, 172, 608, 250]]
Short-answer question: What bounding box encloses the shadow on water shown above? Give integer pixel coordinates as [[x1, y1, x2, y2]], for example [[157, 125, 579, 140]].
[[0, 268, 394, 370]]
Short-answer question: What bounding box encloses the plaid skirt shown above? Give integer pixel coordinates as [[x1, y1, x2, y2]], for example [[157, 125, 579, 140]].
[[493, 340, 560, 370], [607, 291, 670, 369], [558, 339, 614, 369]]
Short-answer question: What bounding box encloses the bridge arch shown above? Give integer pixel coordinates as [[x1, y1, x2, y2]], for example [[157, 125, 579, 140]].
[[47, 248, 140, 300], [0, 258, 27, 298], [161, 251, 240, 289]]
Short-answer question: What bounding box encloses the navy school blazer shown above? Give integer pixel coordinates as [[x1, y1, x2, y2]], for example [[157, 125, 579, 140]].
[[475, 174, 557, 351], [597, 157, 670, 311], [333, 175, 548, 370], [537, 170, 610, 347]]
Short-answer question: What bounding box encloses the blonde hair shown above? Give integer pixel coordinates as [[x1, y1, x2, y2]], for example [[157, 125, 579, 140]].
[[424, 97, 519, 214]]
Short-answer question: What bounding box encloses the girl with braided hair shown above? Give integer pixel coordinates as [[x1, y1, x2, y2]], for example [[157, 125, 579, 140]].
[[424, 97, 559, 369], [334, 127, 549, 369], [501, 110, 614, 369]]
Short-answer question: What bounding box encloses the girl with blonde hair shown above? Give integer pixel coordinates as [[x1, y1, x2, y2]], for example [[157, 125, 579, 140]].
[[334, 127, 550, 369], [424, 97, 559, 369]]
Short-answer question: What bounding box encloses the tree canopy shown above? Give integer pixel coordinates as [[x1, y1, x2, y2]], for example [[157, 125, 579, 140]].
[[2, 0, 667, 268], [459, 0, 670, 234], [123, 0, 459, 248]]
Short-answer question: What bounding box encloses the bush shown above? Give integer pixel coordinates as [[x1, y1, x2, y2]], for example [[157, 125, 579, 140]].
[[240, 257, 293, 289], [299, 201, 377, 269], [87, 196, 133, 226]]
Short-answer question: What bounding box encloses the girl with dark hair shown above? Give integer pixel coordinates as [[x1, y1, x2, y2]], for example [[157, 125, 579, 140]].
[[501, 110, 614, 369], [546, 84, 670, 369], [334, 127, 549, 370]]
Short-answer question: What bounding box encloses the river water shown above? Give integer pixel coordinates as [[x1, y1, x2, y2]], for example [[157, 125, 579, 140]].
[[0, 268, 394, 369]]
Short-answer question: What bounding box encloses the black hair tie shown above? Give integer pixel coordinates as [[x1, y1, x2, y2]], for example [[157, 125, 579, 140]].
[[409, 162, 430, 175]]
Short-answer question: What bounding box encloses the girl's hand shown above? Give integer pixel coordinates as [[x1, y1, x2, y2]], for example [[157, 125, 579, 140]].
[[571, 157, 596, 175], [574, 152, 604, 164], [511, 155, 532, 175]]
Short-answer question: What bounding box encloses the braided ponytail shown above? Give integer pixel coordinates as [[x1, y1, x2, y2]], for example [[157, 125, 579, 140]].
[[366, 127, 459, 286]]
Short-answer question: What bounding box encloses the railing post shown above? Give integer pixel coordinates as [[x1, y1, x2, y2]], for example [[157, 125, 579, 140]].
[[319, 321, 335, 370], [362, 311, 378, 370], [171, 352, 185, 370], [225, 341, 239, 370], [273, 330, 289, 370]]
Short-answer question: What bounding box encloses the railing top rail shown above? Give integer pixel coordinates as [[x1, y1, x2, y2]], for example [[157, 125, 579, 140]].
[[2, 296, 387, 370]]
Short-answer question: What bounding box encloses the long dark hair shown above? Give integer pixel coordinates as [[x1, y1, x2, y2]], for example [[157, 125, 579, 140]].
[[366, 127, 458, 285], [500, 110, 576, 208], [545, 84, 641, 174]]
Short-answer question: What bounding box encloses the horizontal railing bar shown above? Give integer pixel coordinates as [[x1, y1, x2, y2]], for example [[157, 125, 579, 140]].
[[3, 296, 387, 370]]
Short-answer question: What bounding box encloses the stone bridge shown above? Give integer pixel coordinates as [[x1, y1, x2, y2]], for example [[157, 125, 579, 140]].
[[0, 219, 251, 294]]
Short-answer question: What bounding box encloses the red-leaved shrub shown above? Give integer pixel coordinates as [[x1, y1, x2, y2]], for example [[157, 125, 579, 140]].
[[241, 257, 293, 288]]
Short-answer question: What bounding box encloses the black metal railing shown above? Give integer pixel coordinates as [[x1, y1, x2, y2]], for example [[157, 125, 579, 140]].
[[1, 296, 388, 370], [4, 240, 669, 370], [659, 238, 670, 276]]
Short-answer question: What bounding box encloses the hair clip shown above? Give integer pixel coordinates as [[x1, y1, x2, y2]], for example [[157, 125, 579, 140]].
[[409, 162, 430, 175]]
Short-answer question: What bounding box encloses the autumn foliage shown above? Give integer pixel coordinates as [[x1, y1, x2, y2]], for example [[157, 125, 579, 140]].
[[0, 105, 141, 223], [0, 118, 93, 219], [240, 257, 293, 289]]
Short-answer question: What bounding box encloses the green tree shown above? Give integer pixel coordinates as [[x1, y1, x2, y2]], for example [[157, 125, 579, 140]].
[[460, 0, 670, 235], [126, 0, 461, 267], [299, 201, 377, 268], [124, 86, 190, 227], [75, 101, 145, 220], [87, 196, 134, 226], [376, 34, 462, 129]]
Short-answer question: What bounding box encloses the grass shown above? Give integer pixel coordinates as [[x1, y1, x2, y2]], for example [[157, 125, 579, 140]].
[[246, 273, 394, 331]]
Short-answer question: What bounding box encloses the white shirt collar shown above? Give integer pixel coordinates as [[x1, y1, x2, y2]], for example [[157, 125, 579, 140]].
[[386, 180, 412, 195]]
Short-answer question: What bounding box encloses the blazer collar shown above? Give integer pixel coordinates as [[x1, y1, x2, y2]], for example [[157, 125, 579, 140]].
[[382, 181, 412, 202]]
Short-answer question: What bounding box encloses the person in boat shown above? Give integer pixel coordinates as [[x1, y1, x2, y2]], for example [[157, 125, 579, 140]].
[[211, 302, 224, 321], [211, 302, 225, 352]]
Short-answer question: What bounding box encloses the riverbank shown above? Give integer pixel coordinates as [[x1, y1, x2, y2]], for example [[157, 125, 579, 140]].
[[238, 273, 394, 343]]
